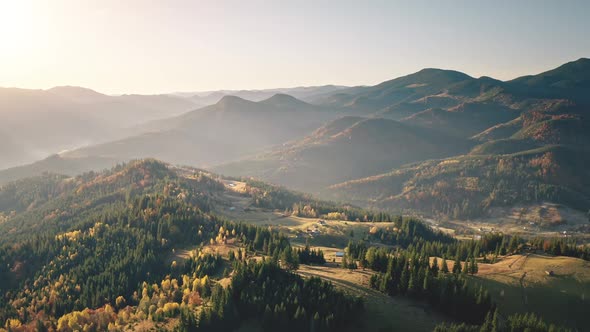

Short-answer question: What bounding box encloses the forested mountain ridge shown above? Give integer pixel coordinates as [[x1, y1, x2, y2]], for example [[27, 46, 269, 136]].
[[214, 59, 590, 220], [0, 159, 216, 242], [0, 159, 377, 331], [0, 159, 408, 242], [508, 57, 590, 102], [329, 145, 590, 219]]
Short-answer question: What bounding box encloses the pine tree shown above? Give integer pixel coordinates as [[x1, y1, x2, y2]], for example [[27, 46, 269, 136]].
[[36, 320, 47, 332], [431, 257, 439, 276], [408, 273, 416, 296], [493, 243, 500, 263], [471, 256, 478, 275], [441, 257, 449, 273], [491, 309, 498, 332], [262, 305, 273, 331], [423, 269, 431, 293], [479, 310, 493, 332], [311, 312, 321, 332], [280, 246, 299, 270], [452, 255, 462, 274]]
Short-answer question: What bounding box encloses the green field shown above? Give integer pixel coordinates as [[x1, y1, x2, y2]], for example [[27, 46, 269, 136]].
[[472, 254, 590, 330]]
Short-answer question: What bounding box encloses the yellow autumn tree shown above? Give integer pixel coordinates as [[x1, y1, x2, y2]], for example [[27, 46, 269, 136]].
[[115, 296, 126, 309], [5, 318, 22, 329]]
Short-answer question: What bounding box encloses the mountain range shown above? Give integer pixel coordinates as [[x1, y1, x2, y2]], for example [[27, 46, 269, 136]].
[[184, 85, 349, 104], [0, 85, 343, 169], [61, 94, 342, 167], [2, 58, 589, 221]]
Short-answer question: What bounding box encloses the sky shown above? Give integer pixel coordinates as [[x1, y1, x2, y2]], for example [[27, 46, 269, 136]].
[[0, 0, 589, 94]]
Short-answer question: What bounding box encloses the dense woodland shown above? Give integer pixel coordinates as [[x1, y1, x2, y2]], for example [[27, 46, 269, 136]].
[[434, 311, 572, 332], [0, 161, 361, 331], [332, 146, 590, 220], [0, 160, 587, 331], [176, 260, 363, 332], [341, 241, 490, 324]]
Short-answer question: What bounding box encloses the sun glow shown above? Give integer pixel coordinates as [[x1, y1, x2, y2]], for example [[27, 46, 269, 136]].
[[0, 1, 42, 60]]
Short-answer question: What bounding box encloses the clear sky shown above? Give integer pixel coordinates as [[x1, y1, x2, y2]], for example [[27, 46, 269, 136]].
[[1, 0, 589, 94]]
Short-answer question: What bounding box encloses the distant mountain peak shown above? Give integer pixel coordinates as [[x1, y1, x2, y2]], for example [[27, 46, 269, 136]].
[[549, 57, 590, 75], [46, 86, 107, 102], [374, 67, 473, 90], [414, 68, 473, 80], [266, 93, 299, 101], [477, 76, 502, 83], [216, 95, 252, 106], [511, 57, 590, 86], [416, 67, 459, 73], [260, 93, 310, 108], [48, 85, 99, 92]]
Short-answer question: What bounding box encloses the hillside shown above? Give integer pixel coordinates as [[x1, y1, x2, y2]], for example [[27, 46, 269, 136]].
[[60, 95, 342, 169], [329, 145, 590, 221], [0, 160, 218, 241], [214, 116, 471, 191], [508, 57, 590, 102], [0, 160, 372, 331]]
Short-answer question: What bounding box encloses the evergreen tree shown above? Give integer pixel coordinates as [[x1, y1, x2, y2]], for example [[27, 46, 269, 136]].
[[441, 257, 449, 274], [452, 255, 462, 274], [431, 257, 440, 276], [470, 256, 478, 275], [311, 312, 321, 332]]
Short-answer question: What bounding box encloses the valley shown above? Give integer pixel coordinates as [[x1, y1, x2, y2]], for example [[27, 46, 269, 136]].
[[173, 170, 590, 331], [182, 169, 590, 331]]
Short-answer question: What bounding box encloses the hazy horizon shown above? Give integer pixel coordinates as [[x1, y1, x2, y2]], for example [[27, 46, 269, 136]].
[[1, 0, 589, 95], [1, 56, 589, 97]]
